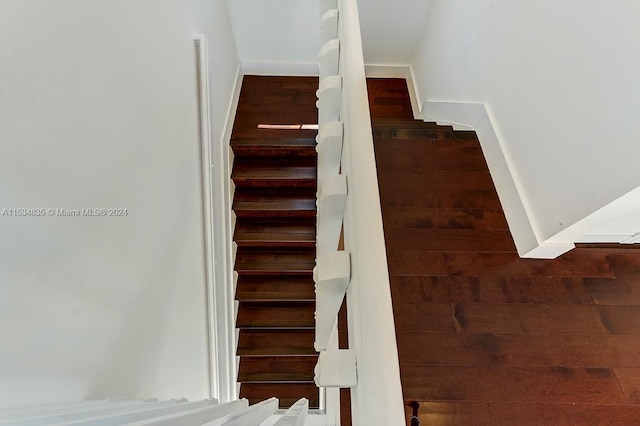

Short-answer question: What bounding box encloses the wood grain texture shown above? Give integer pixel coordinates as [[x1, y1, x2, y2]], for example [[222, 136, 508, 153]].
[[236, 301, 315, 328], [238, 356, 318, 382], [237, 329, 316, 356], [232, 76, 319, 409], [381, 207, 509, 230], [391, 276, 593, 304], [234, 218, 316, 248], [397, 332, 640, 368], [489, 403, 640, 425], [404, 402, 493, 426], [235, 274, 315, 302], [586, 278, 640, 305], [367, 78, 414, 120], [372, 78, 640, 424], [401, 365, 625, 404]]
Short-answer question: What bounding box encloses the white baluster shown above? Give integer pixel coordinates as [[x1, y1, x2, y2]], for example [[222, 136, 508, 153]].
[[201, 398, 277, 426], [316, 121, 344, 184], [314, 349, 357, 387], [273, 398, 308, 426], [320, 9, 338, 46], [316, 174, 347, 253], [316, 76, 342, 129], [313, 251, 350, 351], [319, 39, 340, 80]]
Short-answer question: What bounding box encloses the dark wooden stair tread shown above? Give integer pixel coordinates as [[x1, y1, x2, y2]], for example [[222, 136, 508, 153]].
[[232, 165, 316, 188], [236, 301, 315, 328], [238, 356, 318, 382], [374, 140, 489, 172], [373, 126, 473, 141], [240, 383, 320, 409], [237, 329, 316, 356], [231, 138, 317, 157], [234, 219, 316, 248], [235, 247, 316, 275], [233, 189, 316, 218], [235, 275, 315, 301], [372, 120, 477, 140], [372, 119, 441, 128]]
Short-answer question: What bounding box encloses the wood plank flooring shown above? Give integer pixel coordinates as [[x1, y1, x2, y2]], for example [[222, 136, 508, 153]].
[[370, 78, 640, 425]]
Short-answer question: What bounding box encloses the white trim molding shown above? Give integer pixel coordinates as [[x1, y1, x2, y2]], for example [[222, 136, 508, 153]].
[[194, 34, 220, 401], [196, 32, 243, 404], [215, 62, 243, 403]]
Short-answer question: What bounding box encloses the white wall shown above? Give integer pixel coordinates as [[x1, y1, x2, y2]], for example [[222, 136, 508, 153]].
[[412, 0, 640, 255], [357, 0, 430, 65], [0, 0, 239, 409], [225, 0, 431, 75], [225, 0, 320, 75]]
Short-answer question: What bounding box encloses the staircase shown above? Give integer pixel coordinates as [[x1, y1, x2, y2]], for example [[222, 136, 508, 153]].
[[231, 76, 320, 409]]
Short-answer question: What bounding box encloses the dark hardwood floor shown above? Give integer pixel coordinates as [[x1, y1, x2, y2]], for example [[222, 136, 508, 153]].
[[370, 78, 640, 425]]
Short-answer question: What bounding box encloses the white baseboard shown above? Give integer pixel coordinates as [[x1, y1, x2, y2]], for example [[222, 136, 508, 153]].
[[241, 60, 319, 76], [408, 65, 423, 120], [422, 100, 574, 259], [213, 62, 243, 402]]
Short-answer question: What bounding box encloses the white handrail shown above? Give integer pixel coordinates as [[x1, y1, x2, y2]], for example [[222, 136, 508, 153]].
[[313, 0, 405, 423], [0, 398, 316, 425]]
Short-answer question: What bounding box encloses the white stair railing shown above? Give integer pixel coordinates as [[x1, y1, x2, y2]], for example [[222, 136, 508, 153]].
[[272, 399, 308, 426], [314, 0, 405, 424], [0, 398, 312, 426]]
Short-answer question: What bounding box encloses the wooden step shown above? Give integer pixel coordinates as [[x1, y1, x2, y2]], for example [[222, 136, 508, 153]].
[[231, 127, 318, 140], [374, 137, 482, 153], [367, 78, 414, 120], [231, 138, 317, 157], [237, 101, 318, 114], [234, 218, 316, 248], [232, 161, 316, 188], [374, 142, 488, 172], [238, 356, 318, 382], [371, 120, 477, 140], [235, 247, 315, 275], [372, 119, 441, 128], [235, 275, 315, 302], [373, 126, 474, 141], [233, 156, 317, 168], [237, 329, 316, 356], [233, 189, 316, 218], [236, 301, 315, 328], [240, 383, 320, 409], [239, 75, 319, 90]]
